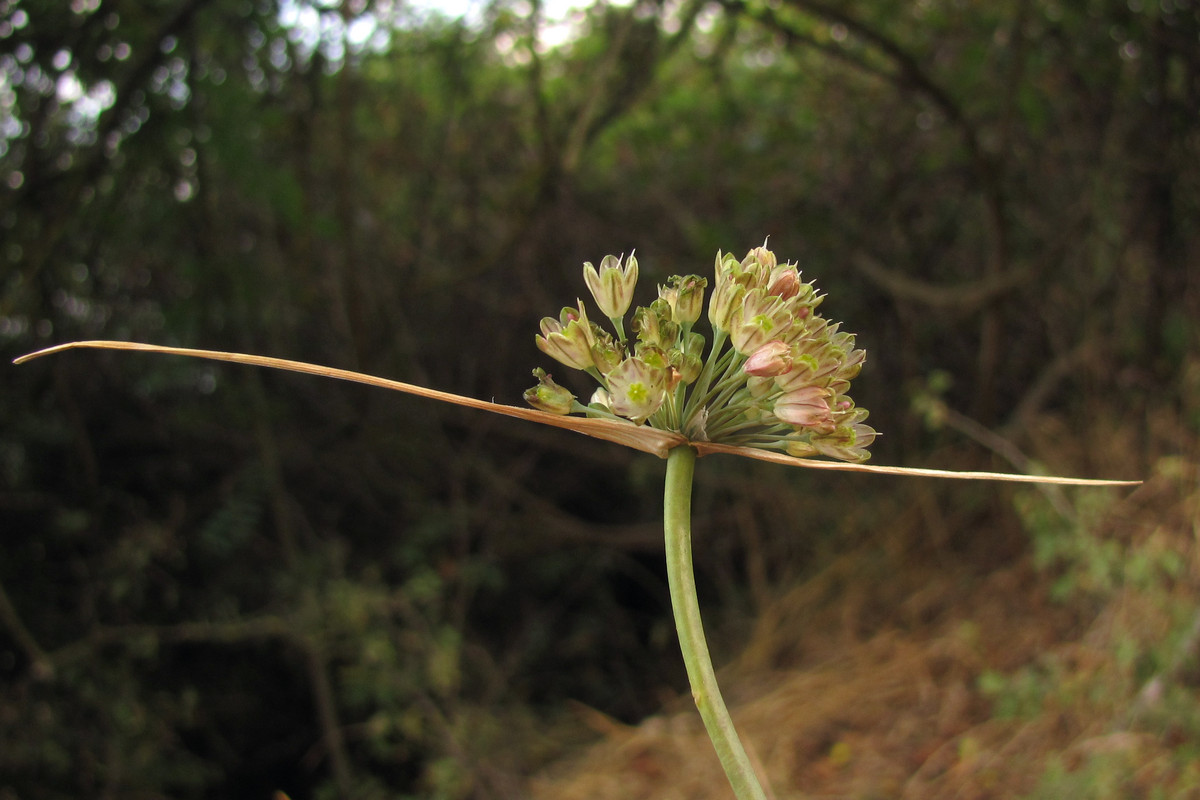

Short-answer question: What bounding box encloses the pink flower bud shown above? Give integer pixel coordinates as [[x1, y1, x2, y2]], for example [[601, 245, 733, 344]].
[[767, 267, 801, 299], [744, 341, 792, 377], [774, 386, 834, 430]]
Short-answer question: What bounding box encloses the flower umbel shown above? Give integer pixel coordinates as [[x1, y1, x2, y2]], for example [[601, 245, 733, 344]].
[[527, 245, 877, 462]]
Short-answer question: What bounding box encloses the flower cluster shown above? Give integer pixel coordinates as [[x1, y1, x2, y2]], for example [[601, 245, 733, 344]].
[[525, 246, 876, 462]]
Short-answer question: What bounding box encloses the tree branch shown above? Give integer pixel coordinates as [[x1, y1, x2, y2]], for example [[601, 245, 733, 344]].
[[0, 575, 53, 679], [18, 0, 217, 279], [720, 0, 1015, 417], [851, 251, 1027, 314]]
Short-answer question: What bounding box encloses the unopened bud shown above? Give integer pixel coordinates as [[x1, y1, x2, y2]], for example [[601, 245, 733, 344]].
[[589, 326, 623, 375], [774, 386, 834, 431], [708, 279, 746, 334], [766, 265, 803, 299], [524, 368, 576, 415], [812, 422, 877, 463], [742, 245, 777, 272], [744, 341, 792, 377], [660, 274, 707, 325]]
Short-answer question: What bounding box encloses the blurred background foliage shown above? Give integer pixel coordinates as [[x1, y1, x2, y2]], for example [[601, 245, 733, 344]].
[[1, 0, 1198, 797]]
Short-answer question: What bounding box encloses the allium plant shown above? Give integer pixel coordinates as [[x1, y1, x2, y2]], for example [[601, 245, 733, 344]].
[[16, 244, 1138, 800], [527, 245, 881, 798]]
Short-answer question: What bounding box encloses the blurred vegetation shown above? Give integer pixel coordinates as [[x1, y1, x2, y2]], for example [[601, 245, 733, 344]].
[[1, 0, 1197, 798]]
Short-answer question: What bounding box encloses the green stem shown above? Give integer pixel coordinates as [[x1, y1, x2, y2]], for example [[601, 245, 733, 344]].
[[682, 331, 731, 421], [698, 350, 752, 427], [663, 446, 768, 800], [611, 315, 627, 345]]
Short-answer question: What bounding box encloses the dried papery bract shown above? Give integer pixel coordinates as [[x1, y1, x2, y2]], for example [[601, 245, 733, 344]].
[[13, 341, 689, 457], [12, 340, 1140, 486]]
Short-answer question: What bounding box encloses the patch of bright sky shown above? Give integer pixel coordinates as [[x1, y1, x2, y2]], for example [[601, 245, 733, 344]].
[[1, 0, 121, 154], [277, 0, 633, 63], [3, 0, 666, 156], [416, 0, 601, 49]]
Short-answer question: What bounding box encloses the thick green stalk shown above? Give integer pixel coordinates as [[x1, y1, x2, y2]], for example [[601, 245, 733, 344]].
[[663, 446, 769, 800]]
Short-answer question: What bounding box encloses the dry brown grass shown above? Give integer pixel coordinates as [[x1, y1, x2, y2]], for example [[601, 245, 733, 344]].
[[529, 449, 1200, 800]]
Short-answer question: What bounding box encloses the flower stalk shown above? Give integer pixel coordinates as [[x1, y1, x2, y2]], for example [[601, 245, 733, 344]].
[[664, 445, 768, 800]]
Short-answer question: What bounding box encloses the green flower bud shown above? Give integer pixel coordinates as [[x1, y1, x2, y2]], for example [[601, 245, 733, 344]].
[[746, 375, 775, 398], [837, 348, 866, 381], [588, 387, 613, 414], [709, 251, 754, 333], [632, 300, 679, 350], [524, 368, 576, 415], [708, 280, 745, 334], [631, 305, 660, 346], [812, 421, 877, 463], [670, 349, 704, 385], [784, 439, 819, 459], [659, 274, 708, 325], [589, 325, 624, 375]]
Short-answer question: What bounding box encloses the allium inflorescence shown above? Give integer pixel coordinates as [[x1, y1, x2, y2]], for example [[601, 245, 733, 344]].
[[525, 245, 877, 462]]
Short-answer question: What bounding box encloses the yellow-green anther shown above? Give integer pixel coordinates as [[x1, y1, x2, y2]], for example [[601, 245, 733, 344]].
[[608, 357, 668, 423]]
